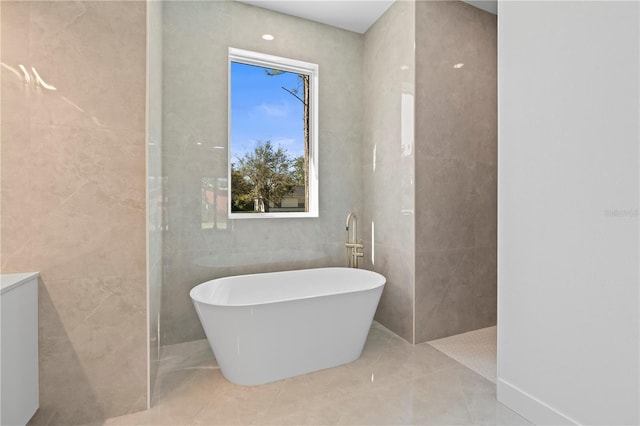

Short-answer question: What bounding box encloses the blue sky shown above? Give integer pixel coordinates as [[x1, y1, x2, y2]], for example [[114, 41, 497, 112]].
[[230, 62, 304, 163]]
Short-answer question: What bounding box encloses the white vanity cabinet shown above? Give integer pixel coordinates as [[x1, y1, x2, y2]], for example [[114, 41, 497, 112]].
[[1, 272, 39, 426]]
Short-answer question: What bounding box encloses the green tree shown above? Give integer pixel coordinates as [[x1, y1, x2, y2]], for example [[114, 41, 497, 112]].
[[292, 156, 305, 186], [230, 167, 254, 211], [233, 140, 295, 213]]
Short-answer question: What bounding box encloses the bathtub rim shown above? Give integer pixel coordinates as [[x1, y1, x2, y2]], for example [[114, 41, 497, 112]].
[[190, 266, 386, 308]]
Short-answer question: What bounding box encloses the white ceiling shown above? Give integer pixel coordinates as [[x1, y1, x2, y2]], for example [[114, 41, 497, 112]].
[[238, 0, 497, 34], [238, 0, 395, 34]]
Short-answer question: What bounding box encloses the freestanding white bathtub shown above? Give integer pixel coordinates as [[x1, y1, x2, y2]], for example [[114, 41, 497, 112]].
[[190, 267, 385, 386]]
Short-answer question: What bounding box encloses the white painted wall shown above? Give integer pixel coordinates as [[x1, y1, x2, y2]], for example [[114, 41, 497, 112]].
[[498, 1, 639, 425]]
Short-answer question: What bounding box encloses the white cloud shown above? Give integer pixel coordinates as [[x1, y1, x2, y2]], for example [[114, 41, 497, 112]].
[[256, 102, 288, 117]]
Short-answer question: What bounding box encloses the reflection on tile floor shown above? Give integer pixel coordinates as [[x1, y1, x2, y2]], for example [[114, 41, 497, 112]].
[[100, 322, 530, 425]]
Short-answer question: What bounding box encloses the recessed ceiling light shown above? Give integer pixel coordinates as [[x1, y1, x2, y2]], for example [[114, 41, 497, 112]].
[[262, 34, 274, 41], [400, 65, 409, 71], [453, 63, 464, 69]]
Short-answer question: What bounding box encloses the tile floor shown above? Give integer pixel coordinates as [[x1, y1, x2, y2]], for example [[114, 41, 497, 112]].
[[428, 326, 497, 384], [98, 323, 530, 425]]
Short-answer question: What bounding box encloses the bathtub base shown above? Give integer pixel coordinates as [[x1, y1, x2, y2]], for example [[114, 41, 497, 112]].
[[191, 267, 386, 386], [194, 283, 383, 385]]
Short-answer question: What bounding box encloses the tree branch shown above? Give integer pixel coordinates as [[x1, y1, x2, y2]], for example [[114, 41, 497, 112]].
[[281, 86, 305, 105]]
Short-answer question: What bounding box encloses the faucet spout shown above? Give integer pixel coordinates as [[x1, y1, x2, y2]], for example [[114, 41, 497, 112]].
[[345, 212, 364, 268]]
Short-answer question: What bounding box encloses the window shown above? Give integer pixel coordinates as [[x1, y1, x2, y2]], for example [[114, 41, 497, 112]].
[[228, 48, 318, 218]]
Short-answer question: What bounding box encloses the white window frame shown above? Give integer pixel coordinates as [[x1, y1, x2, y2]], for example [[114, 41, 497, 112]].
[[228, 47, 319, 219]]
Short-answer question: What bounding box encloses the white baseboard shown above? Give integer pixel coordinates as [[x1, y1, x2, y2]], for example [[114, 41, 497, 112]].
[[497, 378, 579, 425]]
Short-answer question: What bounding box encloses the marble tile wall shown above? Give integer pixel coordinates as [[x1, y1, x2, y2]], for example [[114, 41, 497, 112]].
[[0, 1, 147, 424], [161, 1, 363, 345], [414, 0, 497, 343], [361, 1, 416, 342]]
